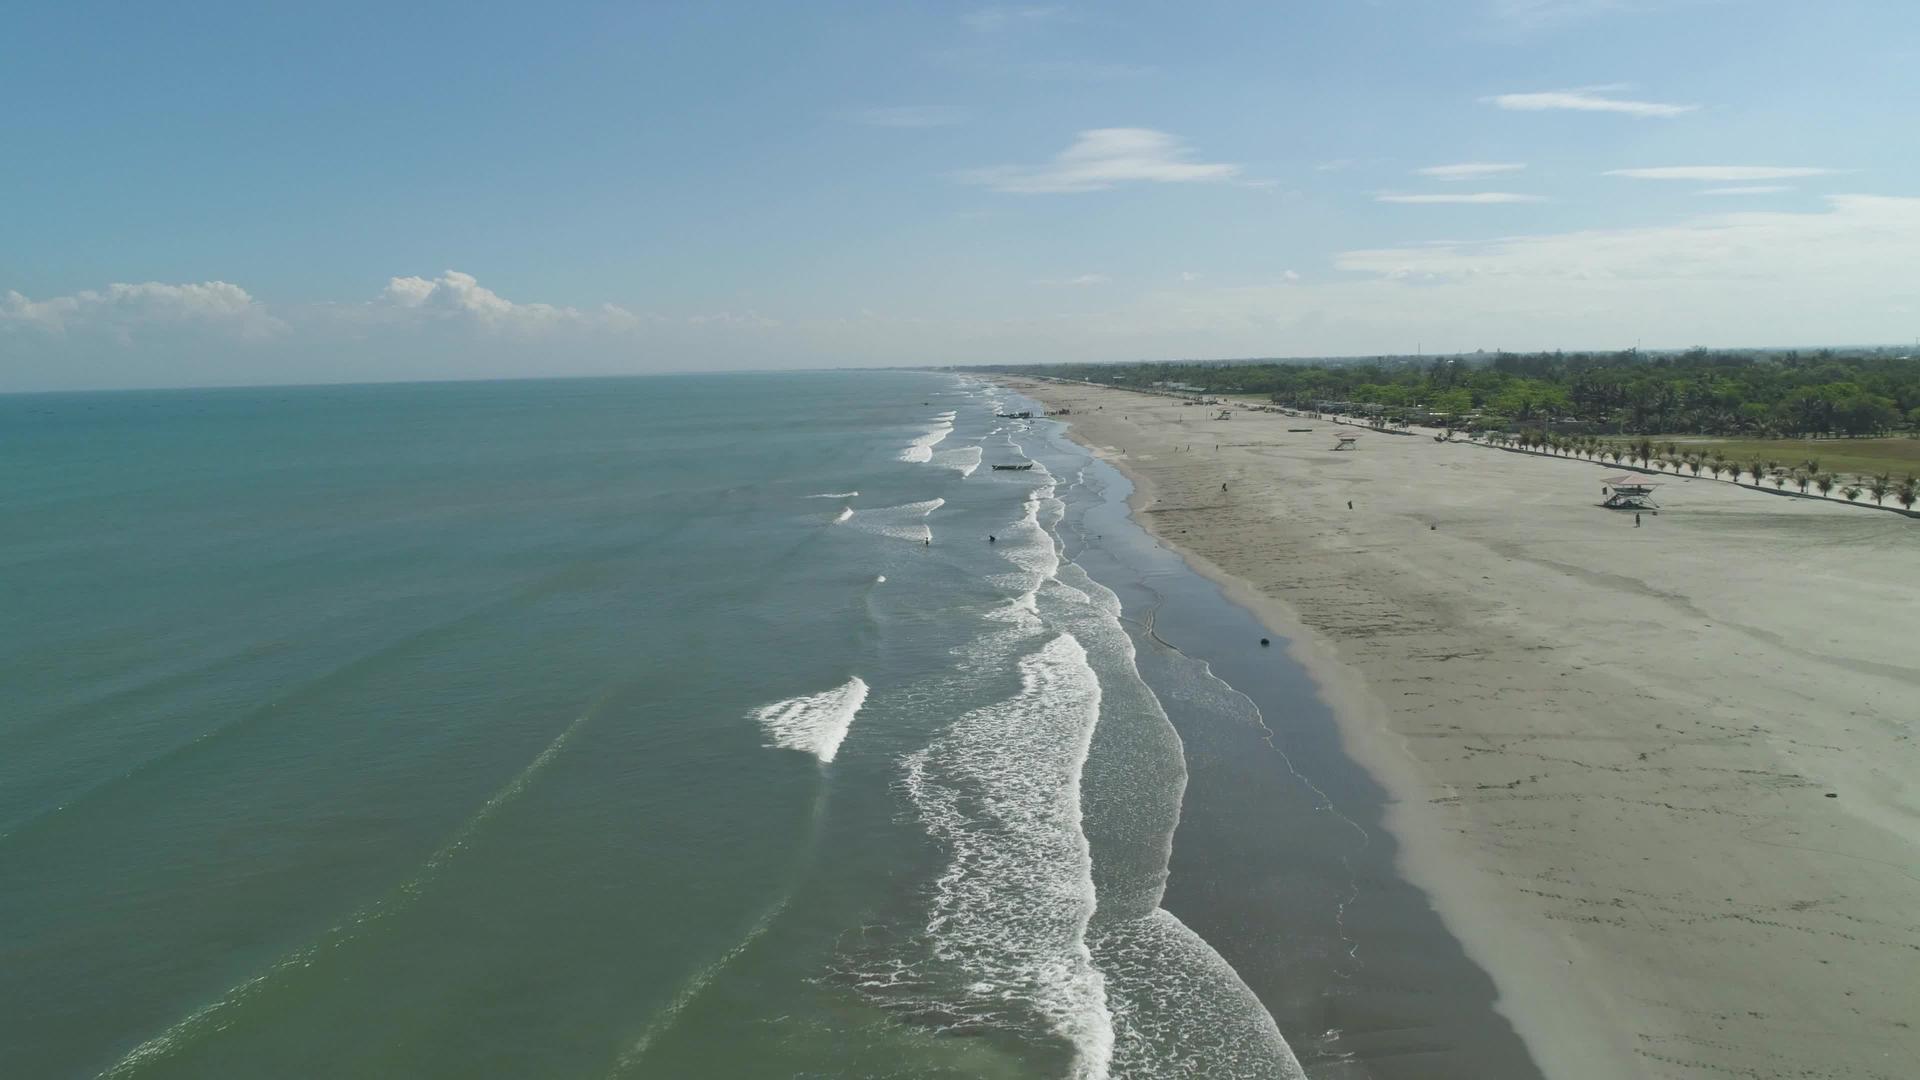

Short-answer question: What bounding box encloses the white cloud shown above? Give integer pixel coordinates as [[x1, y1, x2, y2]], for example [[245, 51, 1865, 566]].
[[1416, 162, 1527, 181], [1071, 194, 1920, 359], [850, 106, 967, 128], [375, 270, 640, 333], [1376, 192, 1548, 204], [1606, 166, 1838, 181], [960, 128, 1240, 194], [1338, 195, 1919, 285], [1180, 271, 1202, 282], [1282, 270, 1302, 282], [1487, 89, 1697, 117], [1700, 185, 1794, 196], [1036, 273, 1110, 286], [1, 280, 281, 339]]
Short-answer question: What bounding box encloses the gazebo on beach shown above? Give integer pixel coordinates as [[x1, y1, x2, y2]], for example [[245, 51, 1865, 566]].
[[1600, 475, 1660, 511], [1332, 434, 1360, 451]]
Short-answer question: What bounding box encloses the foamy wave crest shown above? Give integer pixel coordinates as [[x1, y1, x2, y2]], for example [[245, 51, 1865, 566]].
[[1093, 910, 1306, 1079], [932, 445, 983, 477], [809, 491, 859, 499], [832, 506, 854, 524], [900, 417, 954, 463], [753, 676, 868, 763], [902, 633, 1114, 1078], [847, 498, 944, 543]]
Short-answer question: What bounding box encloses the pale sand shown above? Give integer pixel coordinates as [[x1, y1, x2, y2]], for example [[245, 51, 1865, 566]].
[[1004, 378, 1920, 1080]]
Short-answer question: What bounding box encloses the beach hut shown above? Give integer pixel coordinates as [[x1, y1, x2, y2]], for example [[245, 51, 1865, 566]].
[[1332, 434, 1360, 451], [1599, 475, 1660, 510]]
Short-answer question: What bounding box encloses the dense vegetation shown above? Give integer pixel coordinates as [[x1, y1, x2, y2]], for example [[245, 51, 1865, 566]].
[[986, 349, 1920, 439]]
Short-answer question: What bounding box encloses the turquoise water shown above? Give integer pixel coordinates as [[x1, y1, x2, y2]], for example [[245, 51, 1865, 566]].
[[1, 372, 1529, 1078]]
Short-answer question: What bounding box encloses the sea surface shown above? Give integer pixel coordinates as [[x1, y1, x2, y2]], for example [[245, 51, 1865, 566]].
[[0, 372, 1531, 1078]]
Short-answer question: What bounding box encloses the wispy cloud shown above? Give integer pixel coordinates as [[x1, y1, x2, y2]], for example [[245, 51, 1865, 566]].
[[1487, 88, 1697, 117], [1484, 0, 1632, 31], [1179, 271, 1202, 282], [1416, 162, 1527, 181], [1607, 166, 1838, 181], [960, 128, 1239, 194], [1377, 192, 1548, 204], [1699, 185, 1793, 196], [963, 6, 1064, 32], [849, 106, 967, 128], [1035, 273, 1110, 286]]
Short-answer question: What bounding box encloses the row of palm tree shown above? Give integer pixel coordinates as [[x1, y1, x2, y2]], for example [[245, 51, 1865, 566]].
[[1474, 430, 1920, 510]]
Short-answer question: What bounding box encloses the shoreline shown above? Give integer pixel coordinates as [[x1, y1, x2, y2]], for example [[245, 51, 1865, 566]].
[[1001, 377, 1920, 1079], [1024, 406, 1540, 1078]]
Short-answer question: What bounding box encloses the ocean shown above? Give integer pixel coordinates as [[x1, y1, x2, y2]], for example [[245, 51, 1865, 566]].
[[0, 371, 1532, 1079]]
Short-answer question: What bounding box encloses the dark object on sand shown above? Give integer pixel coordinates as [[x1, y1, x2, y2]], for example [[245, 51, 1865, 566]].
[[1260, 638, 1270, 646], [992, 463, 1034, 472], [1288, 427, 1314, 433], [988, 535, 996, 543]]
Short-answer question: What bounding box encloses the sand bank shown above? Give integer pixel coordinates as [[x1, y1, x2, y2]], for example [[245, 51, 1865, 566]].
[[1006, 378, 1920, 1080]]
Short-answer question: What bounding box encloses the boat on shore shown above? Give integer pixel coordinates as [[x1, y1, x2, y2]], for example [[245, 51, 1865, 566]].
[[991, 463, 1034, 471]]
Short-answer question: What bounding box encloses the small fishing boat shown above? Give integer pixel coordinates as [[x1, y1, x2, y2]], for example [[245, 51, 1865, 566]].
[[991, 463, 1035, 471]]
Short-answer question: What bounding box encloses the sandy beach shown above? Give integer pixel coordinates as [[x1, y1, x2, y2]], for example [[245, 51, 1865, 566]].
[[1005, 377, 1920, 1080]]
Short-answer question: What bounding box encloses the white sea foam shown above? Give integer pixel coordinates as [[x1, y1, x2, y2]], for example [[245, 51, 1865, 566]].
[[846, 498, 944, 543], [875, 575, 886, 583], [1093, 910, 1307, 1079], [832, 506, 854, 524], [932, 445, 982, 477], [809, 491, 859, 499], [752, 676, 868, 763], [899, 416, 954, 463], [903, 633, 1114, 1079]]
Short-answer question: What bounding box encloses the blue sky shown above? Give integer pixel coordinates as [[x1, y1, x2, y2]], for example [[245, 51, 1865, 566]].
[[4, 0, 1917, 390]]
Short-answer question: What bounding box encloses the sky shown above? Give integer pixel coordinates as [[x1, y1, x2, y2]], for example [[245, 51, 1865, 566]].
[[3, 0, 1918, 391]]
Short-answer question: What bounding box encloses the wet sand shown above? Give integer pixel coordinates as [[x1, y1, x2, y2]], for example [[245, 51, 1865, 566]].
[[1006, 377, 1920, 1080]]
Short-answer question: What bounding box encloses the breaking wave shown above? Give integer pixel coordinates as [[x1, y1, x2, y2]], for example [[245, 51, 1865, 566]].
[[903, 633, 1113, 1079], [845, 498, 944, 544], [753, 677, 869, 764]]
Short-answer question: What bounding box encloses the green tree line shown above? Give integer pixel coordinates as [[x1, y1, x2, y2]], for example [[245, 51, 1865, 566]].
[[988, 348, 1920, 438]]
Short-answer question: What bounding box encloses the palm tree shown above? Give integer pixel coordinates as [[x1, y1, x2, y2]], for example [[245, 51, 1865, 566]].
[[1803, 457, 1820, 476], [1868, 473, 1892, 506], [1794, 472, 1810, 494], [1747, 460, 1767, 486], [1687, 455, 1703, 477], [1843, 485, 1862, 502], [1815, 473, 1835, 498], [1898, 479, 1918, 512], [1772, 473, 1789, 490]]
